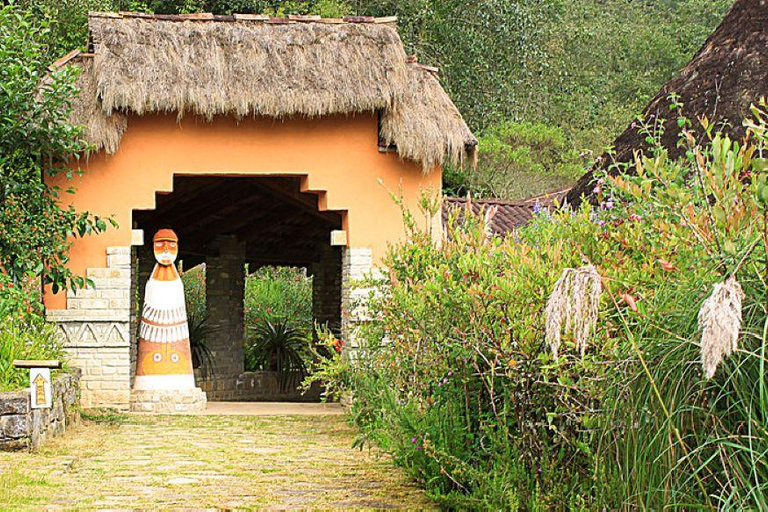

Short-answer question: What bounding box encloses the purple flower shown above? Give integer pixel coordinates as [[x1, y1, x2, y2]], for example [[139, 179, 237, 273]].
[[448, 371, 453, 377], [532, 200, 543, 214], [411, 437, 417, 443]]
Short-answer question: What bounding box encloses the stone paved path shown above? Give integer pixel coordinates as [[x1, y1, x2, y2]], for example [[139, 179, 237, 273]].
[[0, 407, 435, 509]]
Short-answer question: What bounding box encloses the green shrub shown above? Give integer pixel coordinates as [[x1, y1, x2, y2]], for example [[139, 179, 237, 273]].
[[448, 121, 583, 199], [181, 264, 206, 320], [314, 107, 768, 508], [0, 276, 64, 392], [245, 318, 311, 390], [0, 319, 64, 392], [182, 264, 314, 373], [0, 4, 112, 293], [244, 266, 312, 333]]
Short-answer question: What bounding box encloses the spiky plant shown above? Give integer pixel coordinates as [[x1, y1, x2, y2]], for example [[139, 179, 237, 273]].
[[187, 311, 216, 380], [246, 319, 310, 392]]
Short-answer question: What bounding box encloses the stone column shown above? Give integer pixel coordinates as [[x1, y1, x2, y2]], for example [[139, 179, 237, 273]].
[[47, 246, 133, 410], [341, 247, 377, 354], [311, 244, 342, 337], [202, 235, 246, 400]]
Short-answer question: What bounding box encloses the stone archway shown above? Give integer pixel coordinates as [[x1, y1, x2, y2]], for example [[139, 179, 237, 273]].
[[131, 176, 346, 402]]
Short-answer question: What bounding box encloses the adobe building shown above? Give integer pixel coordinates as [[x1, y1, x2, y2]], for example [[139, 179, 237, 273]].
[[44, 12, 476, 410]]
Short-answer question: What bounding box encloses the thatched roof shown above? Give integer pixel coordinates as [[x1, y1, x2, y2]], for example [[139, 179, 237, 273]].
[[567, 0, 768, 204], [60, 12, 476, 170]]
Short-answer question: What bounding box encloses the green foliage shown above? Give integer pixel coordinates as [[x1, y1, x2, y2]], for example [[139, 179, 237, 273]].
[[187, 310, 216, 377], [18, 0, 127, 61], [524, 0, 732, 158], [246, 318, 311, 390], [0, 275, 64, 391], [181, 264, 206, 320], [314, 111, 768, 508], [183, 264, 314, 376], [0, 4, 112, 293], [244, 266, 312, 333], [446, 121, 583, 199]]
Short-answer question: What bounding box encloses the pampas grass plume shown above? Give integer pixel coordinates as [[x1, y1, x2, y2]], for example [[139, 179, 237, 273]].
[[698, 276, 744, 380], [545, 265, 602, 359]]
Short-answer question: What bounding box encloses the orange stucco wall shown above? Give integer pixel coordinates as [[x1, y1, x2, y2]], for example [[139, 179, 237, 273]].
[[45, 112, 442, 311]]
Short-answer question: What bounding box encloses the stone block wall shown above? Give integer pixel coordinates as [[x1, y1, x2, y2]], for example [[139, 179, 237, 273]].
[[47, 246, 134, 409], [230, 371, 322, 401], [341, 247, 376, 351], [200, 235, 246, 400], [0, 370, 81, 451]]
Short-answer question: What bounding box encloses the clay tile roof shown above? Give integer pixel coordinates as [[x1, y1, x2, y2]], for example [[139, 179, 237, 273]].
[[442, 187, 571, 237]]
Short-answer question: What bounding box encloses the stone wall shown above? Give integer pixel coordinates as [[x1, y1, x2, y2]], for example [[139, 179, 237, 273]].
[[200, 235, 246, 400], [0, 370, 81, 451], [234, 371, 322, 402], [341, 247, 376, 351], [47, 246, 134, 409]]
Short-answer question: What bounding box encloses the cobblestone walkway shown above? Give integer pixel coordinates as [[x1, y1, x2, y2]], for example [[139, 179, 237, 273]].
[[0, 409, 434, 509]]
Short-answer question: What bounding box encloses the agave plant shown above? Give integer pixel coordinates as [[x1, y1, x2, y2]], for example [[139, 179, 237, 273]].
[[187, 311, 216, 381], [246, 319, 310, 392]]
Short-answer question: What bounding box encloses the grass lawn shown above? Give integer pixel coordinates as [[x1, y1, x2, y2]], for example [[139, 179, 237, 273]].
[[0, 411, 434, 509]]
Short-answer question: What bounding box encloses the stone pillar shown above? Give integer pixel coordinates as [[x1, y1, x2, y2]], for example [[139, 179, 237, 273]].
[[311, 244, 342, 337], [341, 247, 376, 353], [47, 246, 133, 410], [202, 235, 246, 400]]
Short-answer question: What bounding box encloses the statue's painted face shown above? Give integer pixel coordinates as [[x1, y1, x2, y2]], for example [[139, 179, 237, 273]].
[[153, 229, 179, 266]]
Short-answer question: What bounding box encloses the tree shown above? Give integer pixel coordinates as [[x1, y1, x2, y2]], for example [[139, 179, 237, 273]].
[[0, 4, 112, 294]]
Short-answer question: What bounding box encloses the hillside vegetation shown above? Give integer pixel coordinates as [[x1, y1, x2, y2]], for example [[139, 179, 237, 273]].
[[21, 0, 732, 198]]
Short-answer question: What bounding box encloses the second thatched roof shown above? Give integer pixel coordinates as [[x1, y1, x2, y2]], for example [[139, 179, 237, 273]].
[[60, 12, 477, 171], [567, 0, 768, 203]]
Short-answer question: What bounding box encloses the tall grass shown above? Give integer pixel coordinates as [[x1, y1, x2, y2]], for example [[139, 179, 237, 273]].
[[600, 264, 768, 509], [0, 318, 64, 392], [312, 106, 768, 508]]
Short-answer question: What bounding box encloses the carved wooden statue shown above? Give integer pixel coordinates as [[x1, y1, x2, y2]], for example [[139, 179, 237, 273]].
[[134, 229, 195, 391]]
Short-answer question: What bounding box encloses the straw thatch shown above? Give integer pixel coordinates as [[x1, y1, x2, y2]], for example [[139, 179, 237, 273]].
[[545, 265, 602, 359], [380, 65, 478, 170], [567, 0, 768, 204], [70, 58, 127, 154], [64, 13, 476, 170], [698, 276, 744, 380]]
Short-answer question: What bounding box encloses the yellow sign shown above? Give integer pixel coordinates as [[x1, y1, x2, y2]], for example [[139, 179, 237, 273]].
[[34, 374, 47, 406], [30, 368, 52, 409]]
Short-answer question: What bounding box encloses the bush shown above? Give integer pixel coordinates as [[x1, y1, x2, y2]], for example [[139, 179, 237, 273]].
[[446, 121, 583, 199], [0, 276, 64, 392], [245, 319, 311, 390], [314, 107, 768, 508], [0, 4, 112, 293], [244, 266, 312, 334], [182, 264, 314, 373]]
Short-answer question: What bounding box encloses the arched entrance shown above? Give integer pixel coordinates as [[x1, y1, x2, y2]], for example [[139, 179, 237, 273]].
[[131, 176, 344, 401]]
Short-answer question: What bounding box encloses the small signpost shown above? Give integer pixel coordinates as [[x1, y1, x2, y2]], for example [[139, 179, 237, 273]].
[[12, 360, 61, 410]]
